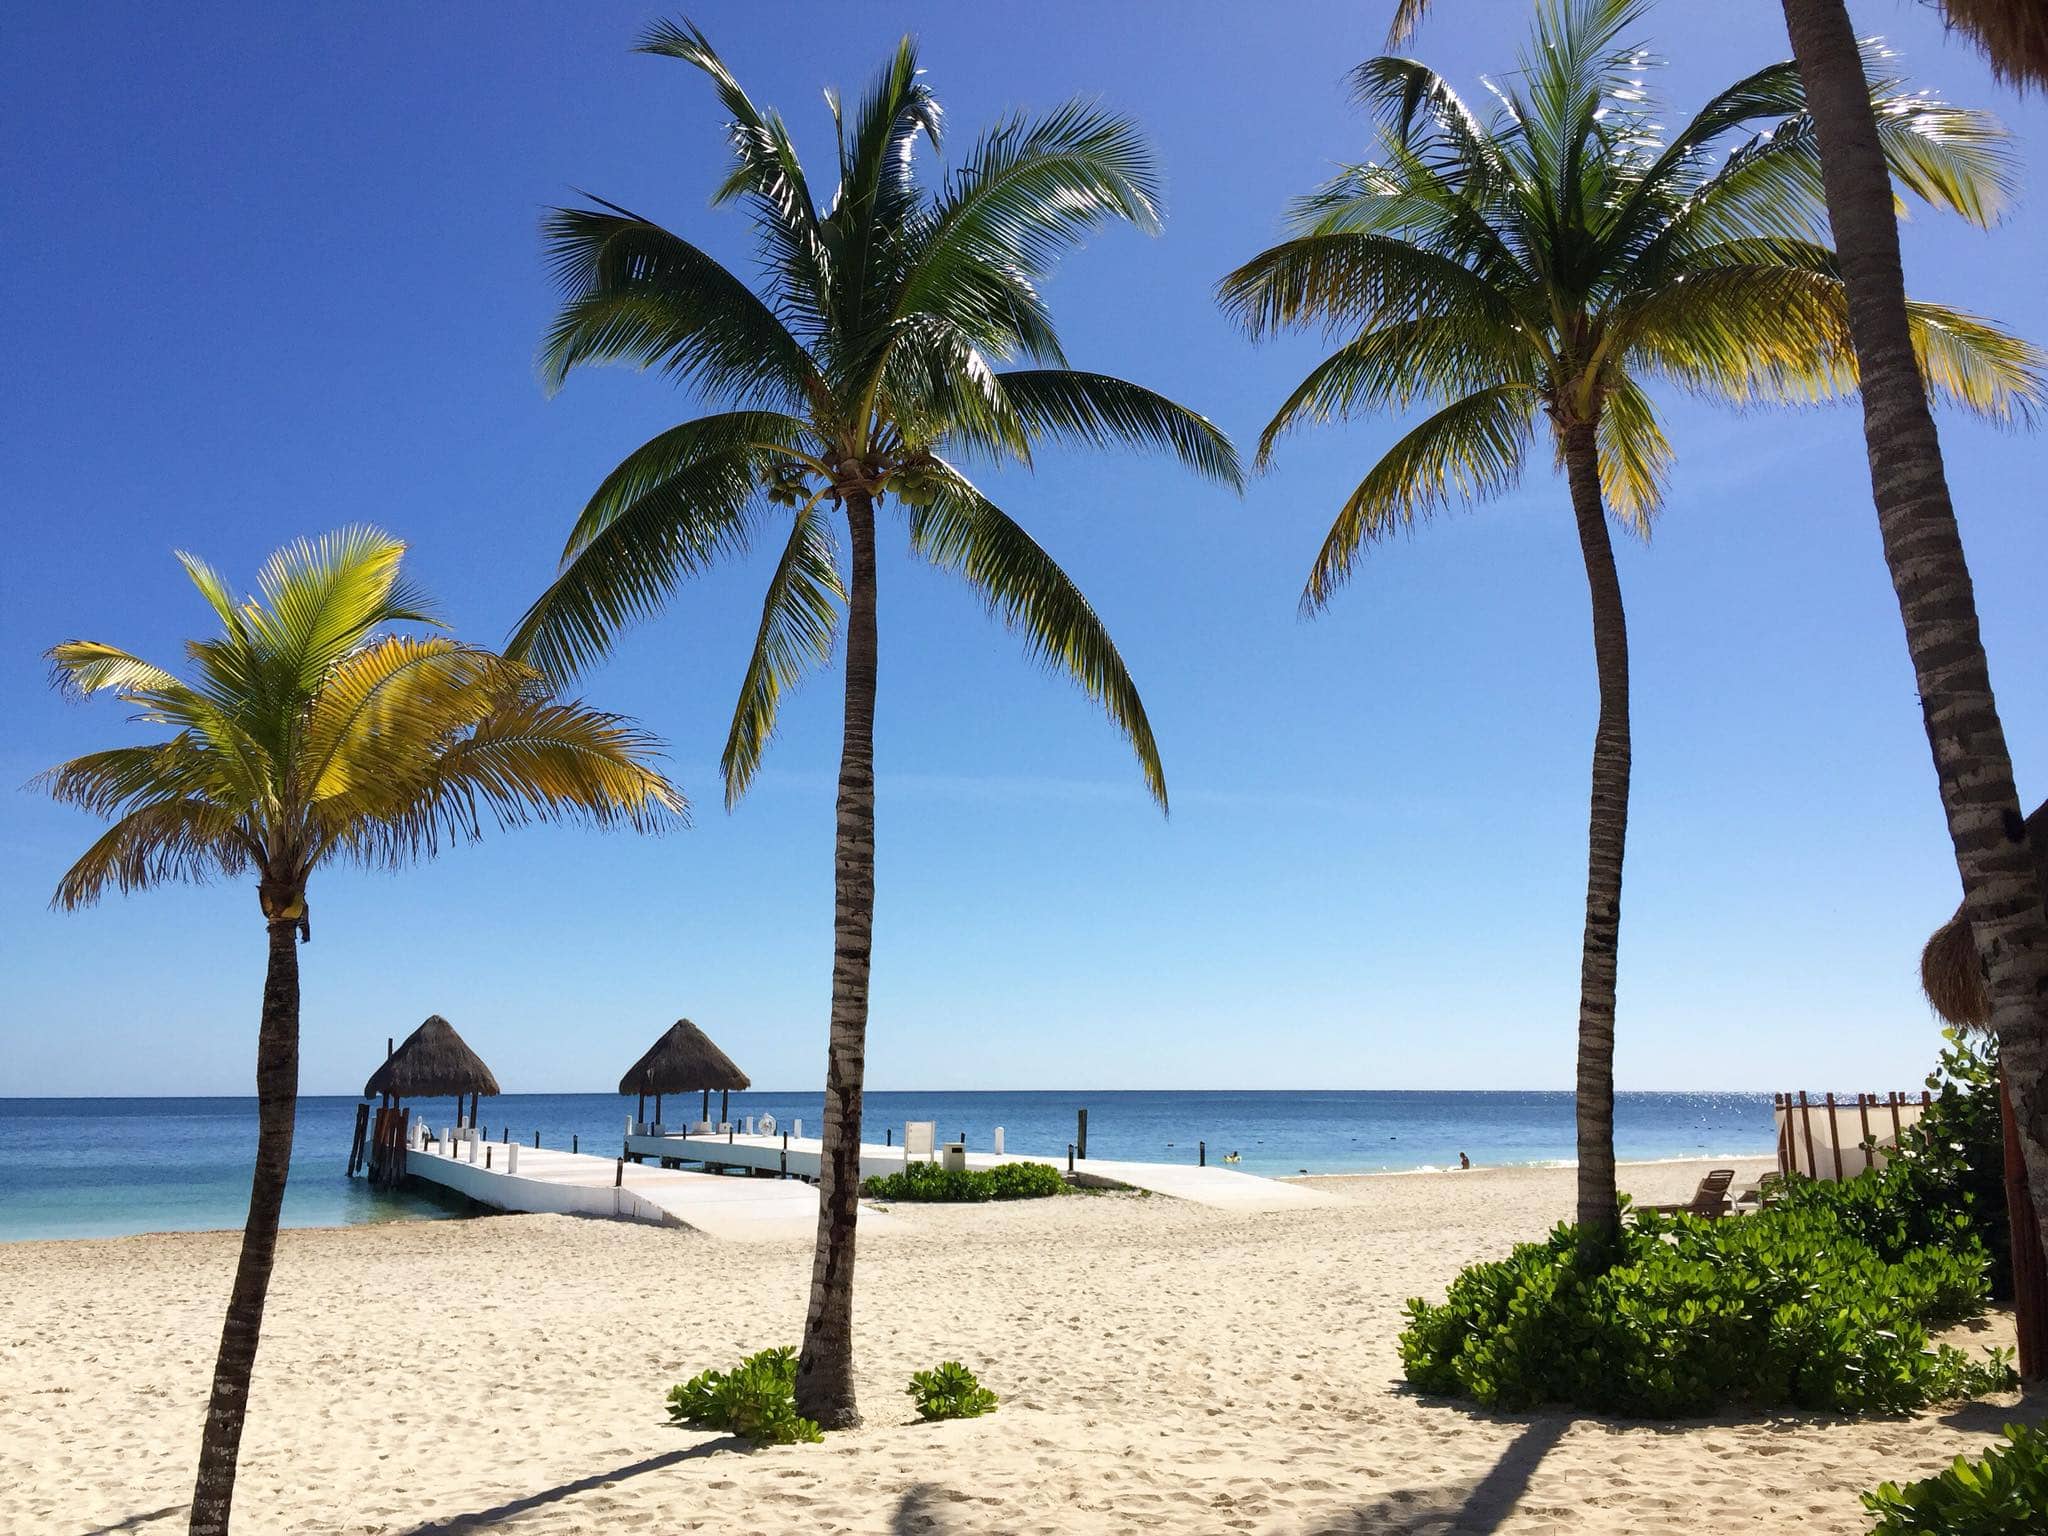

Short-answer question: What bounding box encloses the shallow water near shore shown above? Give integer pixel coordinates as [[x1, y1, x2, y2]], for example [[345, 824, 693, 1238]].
[[0, 1089, 1777, 1241]]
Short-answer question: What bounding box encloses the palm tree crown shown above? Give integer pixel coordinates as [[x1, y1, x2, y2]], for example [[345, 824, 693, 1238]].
[[42, 525, 684, 918], [1222, 0, 2041, 610], [508, 19, 1241, 807]]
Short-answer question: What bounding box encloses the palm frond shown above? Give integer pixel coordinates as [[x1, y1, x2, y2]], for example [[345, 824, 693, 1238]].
[[539, 205, 818, 405], [994, 370, 1243, 488], [1219, 232, 1517, 340], [635, 18, 834, 323], [1905, 301, 2047, 422], [46, 641, 185, 700], [505, 450, 762, 682], [51, 797, 251, 909], [341, 696, 687, 865], [910, 460, 1166, 809], [1596, 374, 1669, 532], [1301, 385, 1537, 613], [890, 99, 1159, 365], [1254, 315, 1536, 466], [304, 637, 527, 803], [555, 410, 813, 559], [721, 503, 843, 808]]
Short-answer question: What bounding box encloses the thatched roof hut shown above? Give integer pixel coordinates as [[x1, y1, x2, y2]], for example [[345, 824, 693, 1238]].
[[620, 1018, 749, 1127], [364, 1015, 502, 1100], [1942, 0, 2048, 92], [620, 1018, 750, 1095], [1920, 799, 2048, 1029]]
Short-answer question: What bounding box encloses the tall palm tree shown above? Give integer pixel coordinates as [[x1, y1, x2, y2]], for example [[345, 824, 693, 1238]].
[[1777, 0, 2048, 1331], [1220, 0, 2039, 1249], [507, 20, 1240, 1425], [39, 527, 683, 1535]]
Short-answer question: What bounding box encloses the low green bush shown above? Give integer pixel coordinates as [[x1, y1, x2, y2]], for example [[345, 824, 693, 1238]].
[[862, 1158, 1066, 1203], [1399, 1203, 2012, 1416], [1863, 1422, 2048, 1535], [907, 1360, 999, 1421], [665, 1346, 823, 1445], [1778, 1029, 2009, 1298]]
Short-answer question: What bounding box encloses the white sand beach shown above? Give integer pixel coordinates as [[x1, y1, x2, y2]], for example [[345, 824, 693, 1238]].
[[2, 1155, 2030, 1536]]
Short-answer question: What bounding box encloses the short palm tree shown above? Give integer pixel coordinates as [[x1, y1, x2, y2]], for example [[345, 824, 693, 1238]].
[[40, 527, 683, 1536], [1778, 0, 2048, 1365], [1220, 0, 2040, 1248], [506, 20, 1239, 1425]]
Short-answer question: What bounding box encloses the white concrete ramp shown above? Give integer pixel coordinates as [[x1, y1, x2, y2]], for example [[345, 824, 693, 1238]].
[[635, 1131, 1342, 1214], [405, 1141, 870, 1241]]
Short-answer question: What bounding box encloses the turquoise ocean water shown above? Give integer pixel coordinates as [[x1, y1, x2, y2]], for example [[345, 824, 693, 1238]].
[[0, 1090, 1776, 1241]]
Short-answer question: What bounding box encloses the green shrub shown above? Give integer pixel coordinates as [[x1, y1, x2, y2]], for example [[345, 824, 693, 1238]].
[[1399, 1204, 2012, 1416], [907, 1360, 999, 1421], [862, 1158, 1066, 1203], [1863, 1422, 2048, 1535], [665, 1346, 823, 1445], [1778, 1029, 2010, 1298]]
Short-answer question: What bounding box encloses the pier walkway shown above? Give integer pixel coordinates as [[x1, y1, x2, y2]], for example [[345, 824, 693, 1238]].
[[626, 1129, 1340, 1213], [403, 1137, 879, 1241]]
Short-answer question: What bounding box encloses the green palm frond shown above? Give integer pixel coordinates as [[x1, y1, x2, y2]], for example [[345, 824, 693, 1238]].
[[52, 797, 253, 910], [722, 503, 843, 808], [910, 461, 1166, 809], [1302, 385, 1537, 613], [889, 99, 1160, 363], [1596, 376, 1669, 532], [1219, 232, 1518, 340], [1255, 315, 1535, 466], [539, 205, 818, 405], [556, 410, 814, 559], [507, 450, 762, 683], [994, 371, 1243, 487], [42, 531, 684, 909], [1906, 301, 2047, 422], [46, 641, 185, 700], [636, 18, 835, 325]]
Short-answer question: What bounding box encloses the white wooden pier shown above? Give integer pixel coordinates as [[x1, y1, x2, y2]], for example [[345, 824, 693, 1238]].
[[625, 1127, 1340, 1213], [402, 1133, 882, 1241]]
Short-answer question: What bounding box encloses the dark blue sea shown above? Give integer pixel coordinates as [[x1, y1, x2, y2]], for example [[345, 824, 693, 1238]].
[[0, 1090, 1777, 1241]]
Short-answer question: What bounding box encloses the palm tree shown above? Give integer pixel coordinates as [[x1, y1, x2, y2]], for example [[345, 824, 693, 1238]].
[[1777, 0, 2048, 1345], [1220, 0, 2039, 1250], [39, 527, 683, 1535], [506, 20, 1240, 1425]]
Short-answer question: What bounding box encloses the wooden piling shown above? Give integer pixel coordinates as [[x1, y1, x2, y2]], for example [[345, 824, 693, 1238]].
[[1077, 1108, 1088, 1160], [1825, 1093, 1844, 1182]]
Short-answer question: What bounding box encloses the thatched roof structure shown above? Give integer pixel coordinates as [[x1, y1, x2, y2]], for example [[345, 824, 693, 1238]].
[[619, 1018, 750, 1096], [1941, 0, 2048, 92], [1920, 799, 2048, 1029], [363, 1015, 502, 1099]]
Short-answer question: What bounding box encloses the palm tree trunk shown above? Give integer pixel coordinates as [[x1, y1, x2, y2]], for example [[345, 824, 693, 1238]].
[[1562, 419, 1628, 1250], [796, 487, 879, 1429], [1782, 0, 2048, 1343], [189, 915, 301, 1535]]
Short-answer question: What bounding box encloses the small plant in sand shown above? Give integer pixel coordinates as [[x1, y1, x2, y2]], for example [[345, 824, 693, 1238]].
[[907, 1361, 998, 1421], [1863, 1421, 2048, 1535], [666, 1347, 823, 1445]]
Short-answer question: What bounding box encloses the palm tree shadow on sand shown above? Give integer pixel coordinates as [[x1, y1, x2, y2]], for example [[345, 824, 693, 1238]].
[[887, 1418, 1571, 1536]]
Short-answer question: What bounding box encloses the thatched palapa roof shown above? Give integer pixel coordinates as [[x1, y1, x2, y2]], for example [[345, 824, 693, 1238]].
[[1941, 0, 2048, 92], [1920, 799, 2048, 1029], [364, 1015, 502, 1099], [619, 1018, 750, 1096]]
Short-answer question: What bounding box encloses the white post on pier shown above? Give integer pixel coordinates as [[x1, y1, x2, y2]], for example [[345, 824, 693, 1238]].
[[507, 1143, 520, 1175], [994, 1126, 1005, 1155], [466, 1137, 479, 1165], [793, 1117, 803, 1139]]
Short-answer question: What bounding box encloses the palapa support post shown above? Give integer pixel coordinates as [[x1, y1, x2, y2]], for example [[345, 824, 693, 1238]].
[[347, 1101, 369, 1177], [637, 1089, 646, 1129], [1825, 1094, 1844, 1182], [701, 1088, 710, 1123], [721, 1089, 728, 1125]]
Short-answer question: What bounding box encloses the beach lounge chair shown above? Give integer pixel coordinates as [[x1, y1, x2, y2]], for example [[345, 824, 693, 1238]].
[[1642, 1168, 1735, 1218], [1732, 1171, 1785, 1213]]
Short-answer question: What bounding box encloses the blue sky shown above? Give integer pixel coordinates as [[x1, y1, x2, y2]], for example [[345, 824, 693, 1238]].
[[4, 1, 2043, 1098]]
